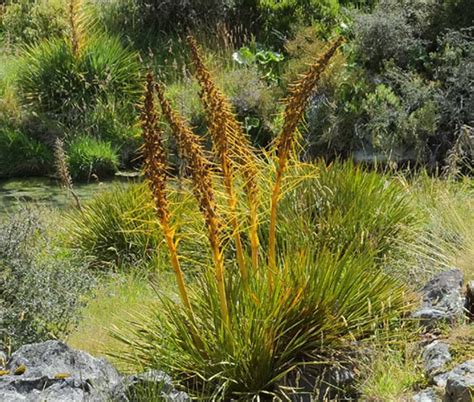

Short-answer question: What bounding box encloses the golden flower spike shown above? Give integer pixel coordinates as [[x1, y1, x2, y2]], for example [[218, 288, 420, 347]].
[[268, 37, 343, 272], [155, 81, 230, 329]]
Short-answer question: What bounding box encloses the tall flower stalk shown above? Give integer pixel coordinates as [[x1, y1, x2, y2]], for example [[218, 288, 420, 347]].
[[68, 0, 84, 57], [187, 36, 260, 272], [155, 81, 230, 329], [141, 72, 193, 317], [268, 37, 343, 271], [54, 138, 82, 211]]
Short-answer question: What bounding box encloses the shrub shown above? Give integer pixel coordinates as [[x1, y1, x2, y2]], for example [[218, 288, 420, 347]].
[[0, 208, 94, 351], [302, 61, 369, 159], [223, 65, 281, 147], [255, 0, 341, 37], [67, 136, 119, 180], [0, 128, 53, 178], [433, 29, 474, 165], [94, 0, 236, 36], [353, 0, 426, 71], [16, 34, 142, 128], [166, 65, 280, 149], [0, 0, 67, 46], [359, 67, 439, 162], [303, 64, 440, 163]]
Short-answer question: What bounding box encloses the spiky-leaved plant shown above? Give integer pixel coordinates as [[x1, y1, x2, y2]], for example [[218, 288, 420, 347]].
[[187, 35, 261, 272], [155, 81, 230, 329], [141, 71, 193, 317], [113, 37, 415, 400], [268, 37, 343, 271]]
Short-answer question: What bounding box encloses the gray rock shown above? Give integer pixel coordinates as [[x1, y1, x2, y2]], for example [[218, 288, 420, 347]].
[[466, 280, 474, 319], [444, 360, 474, 402], [412, 387, 441, 402], [282, 364, 358, 401], [413, 269, 465, 327], [124, 370, 190, 402], [0, 340, 123, 401], [423, 341, 452, 378], [432, 372, 450, 388], [318, 365, 357, 401]]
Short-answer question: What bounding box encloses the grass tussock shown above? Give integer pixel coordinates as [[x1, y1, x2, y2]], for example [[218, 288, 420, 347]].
[[67, 183, 161, 266], [405, 174, 474, 281]]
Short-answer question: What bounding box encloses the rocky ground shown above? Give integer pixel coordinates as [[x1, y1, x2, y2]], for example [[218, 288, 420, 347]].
[[0, 340, 189, 401], [1, 269, 473, 401], [411, 269, 474, 402]]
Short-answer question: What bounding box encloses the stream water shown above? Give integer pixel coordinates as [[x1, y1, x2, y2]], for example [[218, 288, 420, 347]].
[[0, 176, 129, 217]]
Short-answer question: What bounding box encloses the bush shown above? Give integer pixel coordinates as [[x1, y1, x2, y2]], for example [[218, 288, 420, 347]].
[[0, 0, 67, 46], [95, 0, 236, 36], [166, 65, 280, 150], [223, 65, 281, 147], [255, 0, 341, 36], [16, 34, 142, 128], [359, 67, 439, 162], [0, 208, 93, 351], [353, 0, 426, 71], [0, 128, 53, 178], [433, 29, 474, 164], [67, 136, 119, 180]]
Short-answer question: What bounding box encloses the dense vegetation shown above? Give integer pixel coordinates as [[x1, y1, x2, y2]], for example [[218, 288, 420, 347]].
[[0, 0, 472, 400], [0, 0, 472, 179]]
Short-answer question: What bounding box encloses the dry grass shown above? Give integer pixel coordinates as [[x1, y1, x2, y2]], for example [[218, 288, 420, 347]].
[[359, 339, 426, 401], [445, 324, 474, 363], [406, 175, 474, 281]]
